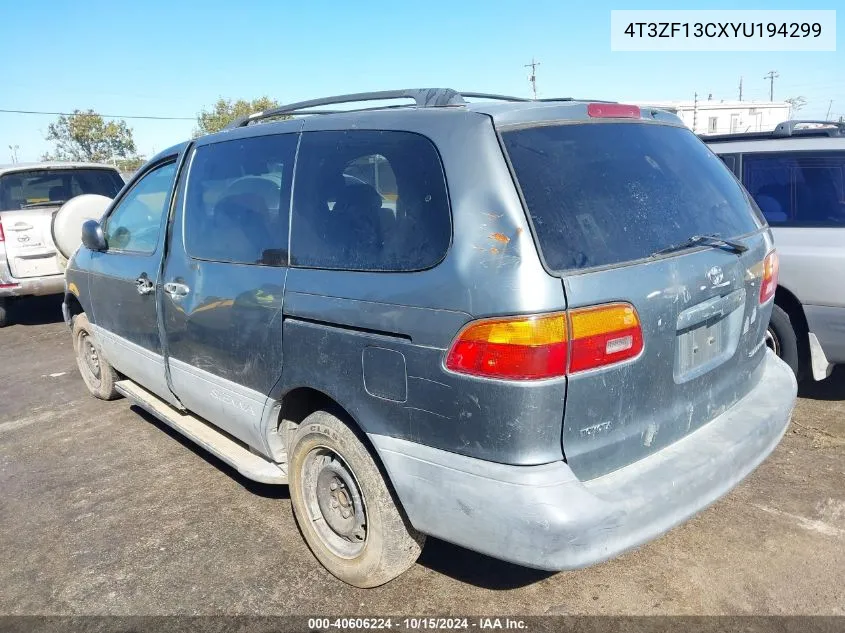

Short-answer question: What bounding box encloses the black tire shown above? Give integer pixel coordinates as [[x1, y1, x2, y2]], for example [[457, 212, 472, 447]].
[[72, 313, 120, 400], [766, 304, 800, 378], [288, 410, 425, 587], [0, 298, 8, 328]]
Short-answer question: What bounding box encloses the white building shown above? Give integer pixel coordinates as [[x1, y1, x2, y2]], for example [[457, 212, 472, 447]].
[[634, 100, 791, 136]]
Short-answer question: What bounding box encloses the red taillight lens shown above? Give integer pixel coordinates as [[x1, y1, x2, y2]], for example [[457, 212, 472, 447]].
[[444, 304, 643, 380], [445, 313, 568, 380], [759, 250, 778, 304], [568, 303, 644, 373], [0, 222, 4, 242], [587, 103, 641, 119]]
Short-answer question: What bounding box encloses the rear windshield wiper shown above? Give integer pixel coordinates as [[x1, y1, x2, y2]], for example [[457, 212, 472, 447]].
[[651, 234, 748, 257], [21, 200, 66, 209]]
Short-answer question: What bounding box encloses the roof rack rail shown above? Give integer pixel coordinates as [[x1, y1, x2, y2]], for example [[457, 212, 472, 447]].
[[772, 119, 845, 138], [225, 89, 531, 129]]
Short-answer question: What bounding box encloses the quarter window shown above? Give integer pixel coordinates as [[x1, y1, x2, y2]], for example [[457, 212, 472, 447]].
[[104, 161, 176, 253], [743, 151, 845, 226], [183, 134, 297, 266], [290, 130, 451, 271]]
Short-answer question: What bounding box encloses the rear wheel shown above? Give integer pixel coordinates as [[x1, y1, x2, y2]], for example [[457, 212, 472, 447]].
[[0, 298, 8, 327], [72, 313, 120, 400], [766, 304, 799, 377], [288, 410, 425, 587]]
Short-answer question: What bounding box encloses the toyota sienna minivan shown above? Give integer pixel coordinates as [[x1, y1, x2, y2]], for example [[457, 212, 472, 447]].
[[63, 89, 797, 587]]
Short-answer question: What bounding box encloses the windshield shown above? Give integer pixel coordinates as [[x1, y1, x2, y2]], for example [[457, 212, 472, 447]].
[[0, 168, 124, 211], [502, 123, 763, 271]]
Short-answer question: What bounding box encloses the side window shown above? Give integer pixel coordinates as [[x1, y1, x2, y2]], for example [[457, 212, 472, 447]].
[[743, 151, 845, 226], [104, 161, 177, 253], [184, 134, 297, 266], [290, 130, 451, 271], [717, 153, 738, 176]]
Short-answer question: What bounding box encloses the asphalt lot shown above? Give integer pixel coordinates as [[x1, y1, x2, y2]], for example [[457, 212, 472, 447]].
[[1, 296, 844, 616]]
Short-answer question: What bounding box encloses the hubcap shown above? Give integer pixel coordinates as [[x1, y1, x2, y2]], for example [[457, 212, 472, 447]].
[[80, 332, 101, 378], [301, 448, 367, 558], [765, 327, 781, 357]]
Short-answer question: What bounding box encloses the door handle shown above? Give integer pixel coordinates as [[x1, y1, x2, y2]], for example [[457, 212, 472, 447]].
[[135, 276, 155, 295], [163, 281, 190, 297]]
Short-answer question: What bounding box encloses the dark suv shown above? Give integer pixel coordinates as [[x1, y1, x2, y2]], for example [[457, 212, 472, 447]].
[[63, 89, 797, 587]]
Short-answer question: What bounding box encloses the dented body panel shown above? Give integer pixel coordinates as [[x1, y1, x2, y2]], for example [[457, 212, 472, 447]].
[[63, 96, 797, 571]]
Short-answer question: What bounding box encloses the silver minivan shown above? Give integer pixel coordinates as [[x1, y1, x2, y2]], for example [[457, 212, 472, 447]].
[[0, 162, 124, 326], [706, 121, 845, 380]]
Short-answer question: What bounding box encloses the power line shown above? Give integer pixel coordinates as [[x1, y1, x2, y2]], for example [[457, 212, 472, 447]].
[[764, 70, 779, 101], [524, 58, 540, 100], [0, 108, 194, 121]]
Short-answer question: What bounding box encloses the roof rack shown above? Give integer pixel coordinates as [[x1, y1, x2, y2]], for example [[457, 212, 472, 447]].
[[225, 89, 535, 129], [704, 119, 845, 142], [772, 119, 845, 138]]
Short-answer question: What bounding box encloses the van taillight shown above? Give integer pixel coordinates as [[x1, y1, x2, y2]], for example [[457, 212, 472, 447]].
[[587, 103, 641, 119], [444, 303, 643, 380], [759, 250, 778, 304], [0, 222, 4, 242], [568, 303, 644, 373]]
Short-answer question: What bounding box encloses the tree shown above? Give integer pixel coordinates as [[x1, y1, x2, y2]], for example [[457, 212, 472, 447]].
[[43, 110, 137, 163], [194, 96, 283, 137], [114, 156, 146, 172], [785, 96, 807, 114]]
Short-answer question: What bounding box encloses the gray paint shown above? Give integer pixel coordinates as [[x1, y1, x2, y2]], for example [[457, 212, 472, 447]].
[[63, 95, 797, 567], [370, 350, 796, 570]]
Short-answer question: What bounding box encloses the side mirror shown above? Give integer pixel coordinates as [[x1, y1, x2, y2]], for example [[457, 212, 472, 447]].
[[81, 220, 107, 252]]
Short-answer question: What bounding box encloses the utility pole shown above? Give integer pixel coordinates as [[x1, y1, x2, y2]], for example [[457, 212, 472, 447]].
[[738, 76, 743, 101], [693, 92, 698, 132], [764, 70, 779, 101], [525, 58, 540, 100]]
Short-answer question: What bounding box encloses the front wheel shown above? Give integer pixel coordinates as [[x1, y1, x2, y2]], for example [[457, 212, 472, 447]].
[[766, 304, 800, 377], [72, 313, 120, 400], [288, 410, 425, 587]]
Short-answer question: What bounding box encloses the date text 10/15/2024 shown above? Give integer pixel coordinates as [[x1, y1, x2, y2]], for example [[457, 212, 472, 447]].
[[307, 617, 527, 630]]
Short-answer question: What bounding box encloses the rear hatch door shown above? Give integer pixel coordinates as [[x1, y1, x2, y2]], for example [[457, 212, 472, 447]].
[[502, 117, 774, 479], [0, 208, 62, 278]]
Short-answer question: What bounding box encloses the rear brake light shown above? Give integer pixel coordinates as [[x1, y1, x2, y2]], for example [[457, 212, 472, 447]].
[[568, 303, 644, 373], [587, 103, 641, 119], [444, 303, 643, 380], [0, 283, 19, 289], [444, 313, 568, 380], [0, 222, 4, 242], [759, 250, 778, 304]]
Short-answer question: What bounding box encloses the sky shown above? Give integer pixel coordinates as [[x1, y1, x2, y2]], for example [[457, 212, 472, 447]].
[[1, 0, 842, 163]]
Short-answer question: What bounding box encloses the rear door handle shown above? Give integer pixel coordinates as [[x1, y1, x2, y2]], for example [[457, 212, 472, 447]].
[[135, 276, 154, 295], [163, 281, 190, 297]]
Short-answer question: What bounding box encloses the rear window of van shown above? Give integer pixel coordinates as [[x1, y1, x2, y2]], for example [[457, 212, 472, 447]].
[[502, 123, 762, 271]]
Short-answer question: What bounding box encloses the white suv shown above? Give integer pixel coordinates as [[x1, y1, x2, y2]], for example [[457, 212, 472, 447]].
[[0, 162, 124, 326], [706, 121, 845, 381]]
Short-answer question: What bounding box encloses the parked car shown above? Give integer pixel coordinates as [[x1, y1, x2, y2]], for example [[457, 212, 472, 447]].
[[63, 89, 797, 587], [0, 162, 124, 326], [705, 121, 845, 380]]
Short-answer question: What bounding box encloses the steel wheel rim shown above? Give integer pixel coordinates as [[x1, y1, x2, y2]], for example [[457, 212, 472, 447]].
[[300, 446, 367, 558], [765, 327, 781, 357], [80, 332, 101, 379]]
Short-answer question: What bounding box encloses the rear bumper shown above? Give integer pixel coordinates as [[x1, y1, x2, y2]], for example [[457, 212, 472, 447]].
[[0, 273, 64, 298], [371, 350, 796, 570], [0, 254, 64, 298]]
